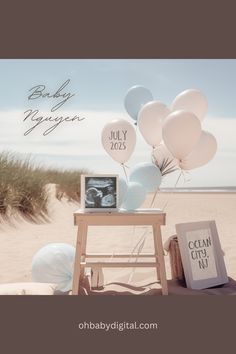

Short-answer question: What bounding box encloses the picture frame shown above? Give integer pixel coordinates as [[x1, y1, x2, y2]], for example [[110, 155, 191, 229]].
[[81, 174, 119, 212], [176, 220, 228, 290]]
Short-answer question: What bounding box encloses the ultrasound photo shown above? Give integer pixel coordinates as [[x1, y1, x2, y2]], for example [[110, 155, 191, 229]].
[[84, 176, 117, 209]]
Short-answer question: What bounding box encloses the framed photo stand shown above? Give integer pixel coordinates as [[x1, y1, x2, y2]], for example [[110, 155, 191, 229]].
[[81, 174, 118, 212], [176, 220, 228, 290]]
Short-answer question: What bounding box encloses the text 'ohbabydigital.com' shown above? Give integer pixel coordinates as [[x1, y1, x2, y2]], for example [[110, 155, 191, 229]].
[[77, 321, 159, 332]]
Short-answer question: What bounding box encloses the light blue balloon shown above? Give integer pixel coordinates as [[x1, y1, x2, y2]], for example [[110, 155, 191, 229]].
[[122, 182, 146, 210], [118, 177, 128, 207], [32, 243, 75, 292], [124, 85, 153, 121], [129, 162, 162, 193]]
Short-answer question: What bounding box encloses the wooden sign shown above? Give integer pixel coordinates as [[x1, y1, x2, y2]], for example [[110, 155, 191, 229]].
[[176, 220, 228, 290]]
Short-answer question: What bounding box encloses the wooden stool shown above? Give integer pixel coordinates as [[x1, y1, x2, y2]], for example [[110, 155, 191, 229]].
[[72, 209, 168, 295]]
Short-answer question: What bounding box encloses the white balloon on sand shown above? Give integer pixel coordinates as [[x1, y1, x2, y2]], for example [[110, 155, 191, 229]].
[[32, 243, 75, 292]]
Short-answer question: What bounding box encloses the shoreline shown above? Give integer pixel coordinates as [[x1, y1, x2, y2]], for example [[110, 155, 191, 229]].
[[159, 188, 236, 193]]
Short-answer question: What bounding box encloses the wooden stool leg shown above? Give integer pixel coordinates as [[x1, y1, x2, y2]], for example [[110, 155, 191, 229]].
[[153, 224, 168, 295], [152, 225, 161, 282], [72, 222, 87, 295], [80, 223, 88, 281]]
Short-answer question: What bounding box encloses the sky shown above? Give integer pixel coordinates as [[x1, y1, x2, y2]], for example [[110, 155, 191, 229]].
[[0, 59, 235, 187]]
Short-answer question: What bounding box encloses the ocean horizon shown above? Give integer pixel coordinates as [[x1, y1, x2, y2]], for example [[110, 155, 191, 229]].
[[159, 186, 236, 193], [9, 151, 235, 191]]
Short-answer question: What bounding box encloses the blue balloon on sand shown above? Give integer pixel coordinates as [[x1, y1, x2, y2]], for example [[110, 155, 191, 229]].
[[129, 162, 162, 193], [124, 86, 153, 121], [122, 182, 146, 210], [32, 243, 75, 292]]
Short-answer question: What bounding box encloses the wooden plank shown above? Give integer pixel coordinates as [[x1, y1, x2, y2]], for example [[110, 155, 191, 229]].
[[74, 209, 164, 215], [74, 213, 165, 226], [85, 253, 156, 258], [83, 261, 157, 268]]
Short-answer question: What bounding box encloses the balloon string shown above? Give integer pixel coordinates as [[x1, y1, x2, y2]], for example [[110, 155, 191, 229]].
[[162, 169, 183, 211], [151, 147, 155, 157], [149, 143, 167, 209], [129, 228, 147, 257], [105, 160, 131, 284], [183, 170, 192, 183], [128, 227, 148, 284], [127, 144, 161, 283], [175, 169, 184, 187], [150, 188, 159, 208], [121, 163, 129, 183], [151, 145, 160, 163], [128, 171, 184, 283]]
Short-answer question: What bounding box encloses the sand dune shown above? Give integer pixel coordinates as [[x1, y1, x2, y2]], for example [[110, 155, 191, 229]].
[[1, 185, 236, 295]]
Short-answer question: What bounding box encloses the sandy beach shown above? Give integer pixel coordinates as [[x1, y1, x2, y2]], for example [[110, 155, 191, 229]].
[[1, 185, 236, 295]]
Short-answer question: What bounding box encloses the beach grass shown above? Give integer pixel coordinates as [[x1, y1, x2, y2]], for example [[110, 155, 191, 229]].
[[44, 169, 88, 202], [0, 152, 87, 220]]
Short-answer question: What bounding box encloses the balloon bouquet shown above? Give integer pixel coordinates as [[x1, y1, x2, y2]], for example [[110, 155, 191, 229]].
[[102, 85, 217, 210]]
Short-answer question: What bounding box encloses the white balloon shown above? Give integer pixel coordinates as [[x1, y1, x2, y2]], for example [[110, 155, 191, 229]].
[[138, 101, 170, 147], [162, 110, 202, 160], [171, 89, 208, 122], [153, 144, 179, 171], [101, 119, 136, 164], [180, 131, 217, 170]]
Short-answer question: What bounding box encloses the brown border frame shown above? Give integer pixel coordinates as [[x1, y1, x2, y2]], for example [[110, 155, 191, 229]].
[[1, 0, 236, 352]]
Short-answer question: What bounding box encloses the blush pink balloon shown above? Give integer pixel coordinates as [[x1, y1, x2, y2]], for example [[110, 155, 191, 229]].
[[171, 89, 208, 122], [138, 101, 170, 147], [162, 110, 202, 160], [179, 131, 217, 170]]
